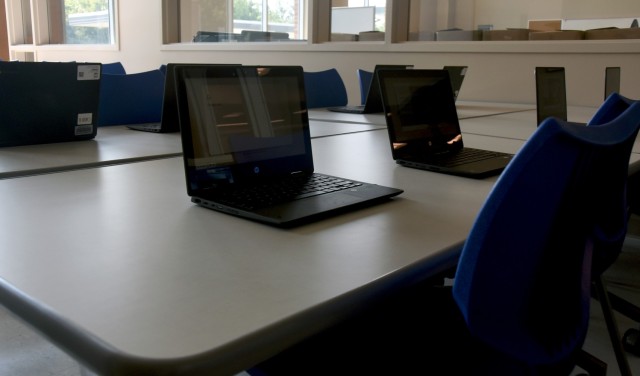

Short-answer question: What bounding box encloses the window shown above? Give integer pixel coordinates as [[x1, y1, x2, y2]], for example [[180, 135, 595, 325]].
[[5, 0, 115, 47], [57, 0, 114, 44], [330, 0, 386, 41], [178, 0, 305, 43]]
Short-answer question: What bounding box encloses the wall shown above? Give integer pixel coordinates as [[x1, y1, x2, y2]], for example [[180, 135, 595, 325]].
[[32, 1, 640, 108]]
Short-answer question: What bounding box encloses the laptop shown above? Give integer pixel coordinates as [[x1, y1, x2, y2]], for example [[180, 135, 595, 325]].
[[127, 63, 181, 133], [173, 64, 403, 227], [535, 67, 567, 125], [443, 66, 468, 101], [0, 61, 101, 147], [377, 69, 513, 179], [328, 65, 412, 114], [604, 67, 621, 100]]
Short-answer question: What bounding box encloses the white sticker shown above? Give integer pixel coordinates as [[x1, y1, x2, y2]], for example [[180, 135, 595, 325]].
[[77, 113, 93, 125], [75, 124, 94, 136], [78, 65, 101, 81]]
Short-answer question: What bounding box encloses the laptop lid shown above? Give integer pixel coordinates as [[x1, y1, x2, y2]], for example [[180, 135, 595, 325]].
[[377, 68, 512, 178], [535, 67, 567, 125], [443, 66, 468, 101], [174, 64, 402, 226], [604, 67, 621, 100], [0, 61, 101, 147], [361, 65, 414, 113]]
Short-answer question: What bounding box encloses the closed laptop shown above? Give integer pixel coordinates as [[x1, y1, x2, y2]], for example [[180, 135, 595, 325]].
[[0, 61, 101, 147]]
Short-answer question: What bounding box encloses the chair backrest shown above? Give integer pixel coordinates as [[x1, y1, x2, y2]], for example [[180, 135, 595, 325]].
[[303, 68, 348, 108], [101, 62, 126, 75], [586, 93, 638, 275], [97, 69, 165, 126], [452, 98, 640, 366], [357, 69, 373, 105]]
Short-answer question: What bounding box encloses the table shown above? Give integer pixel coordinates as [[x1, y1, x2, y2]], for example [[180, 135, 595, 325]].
[[0, 129, 524, 375], [0, 126, 182, 179], [0, 121, 384, 180], [2, 105, 638, 375]]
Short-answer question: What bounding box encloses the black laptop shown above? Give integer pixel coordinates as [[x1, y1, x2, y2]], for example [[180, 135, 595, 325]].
[[604, 67, 621, 100], [0, 61, 101, 147], [174, 64, 403, 226], [127, 63, 181, 133], [535, 67, 567, 125], [443, 65, 468, 101], [377, 69, 513, 179], [328, 65, 412, 114]]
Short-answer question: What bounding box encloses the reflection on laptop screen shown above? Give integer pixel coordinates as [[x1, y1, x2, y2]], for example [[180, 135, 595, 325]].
[[382, 74, 462, 156], [178, 66, 310, 189]]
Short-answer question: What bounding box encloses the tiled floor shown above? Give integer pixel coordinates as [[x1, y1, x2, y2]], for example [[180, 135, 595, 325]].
[[2, 226, 640, 376]]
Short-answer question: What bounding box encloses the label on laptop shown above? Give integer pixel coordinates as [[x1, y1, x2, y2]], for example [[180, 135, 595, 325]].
[[77, 113, 93, 125], [77, 65, 101, 80], [75, 124, 94, 136], [76, 113, 94, 136]]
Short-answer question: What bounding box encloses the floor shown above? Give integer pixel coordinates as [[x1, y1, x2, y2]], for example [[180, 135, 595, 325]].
[[1, 224, 640, 376]]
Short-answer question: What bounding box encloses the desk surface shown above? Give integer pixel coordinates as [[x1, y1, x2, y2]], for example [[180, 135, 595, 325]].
[[0, 130, 525, 375], [0, 121, 384, 180]]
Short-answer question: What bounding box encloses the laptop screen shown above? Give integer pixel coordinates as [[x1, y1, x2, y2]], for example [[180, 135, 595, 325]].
[[378, 69, 463, 158], [175, 65, 313, 192]]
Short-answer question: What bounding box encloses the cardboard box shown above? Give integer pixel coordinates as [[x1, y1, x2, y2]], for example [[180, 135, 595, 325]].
[[529, 20, 562, 32], [331, 33, 358, 41], [529, 30, 585, 40], [435, 30, 482, 41], [358, 31, 385, 41], [585, 27, 640, 40], [482, 29, 531, 41]]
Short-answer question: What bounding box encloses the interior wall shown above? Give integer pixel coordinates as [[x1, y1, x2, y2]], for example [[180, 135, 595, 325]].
[[31, 0, 640, 108]]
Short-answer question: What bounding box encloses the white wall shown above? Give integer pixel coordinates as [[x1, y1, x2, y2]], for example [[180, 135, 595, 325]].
[[33, 1, 640, 108]]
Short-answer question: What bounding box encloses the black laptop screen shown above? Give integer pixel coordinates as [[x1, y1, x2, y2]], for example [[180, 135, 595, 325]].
[[175, 65, 312, 191], [378, 70, 463, 158]]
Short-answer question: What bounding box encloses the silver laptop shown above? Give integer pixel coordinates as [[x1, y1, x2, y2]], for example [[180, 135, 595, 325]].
[[378, 68, 513, 179], [173, 64, 403, 227], [0, 61, 101, 147]]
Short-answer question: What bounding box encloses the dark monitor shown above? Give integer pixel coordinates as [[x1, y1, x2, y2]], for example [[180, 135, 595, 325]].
[[535, 67, 567, 125]]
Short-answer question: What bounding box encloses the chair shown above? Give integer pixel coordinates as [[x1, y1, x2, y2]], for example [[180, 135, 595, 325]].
[[454, 96, 640, 374], [97, 69, 165, 126], [249, 98, 640, 376], [302, 68, 348, 109], [101, 62, 126, 75], [584, 92, 640, 376], [357, 69, 373, 105]]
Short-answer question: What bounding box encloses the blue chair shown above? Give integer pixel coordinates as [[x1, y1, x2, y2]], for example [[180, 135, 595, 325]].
[[303, 69, 348, 108], [357, 69, 373, 105], [97, 69, 165, 126], [101, 62, 126, 75], [585, 92, 639, 376], [453, 98, 640, 374]]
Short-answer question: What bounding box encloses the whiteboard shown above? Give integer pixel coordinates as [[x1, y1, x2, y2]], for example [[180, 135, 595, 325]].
[[331, 7, 376, 34]]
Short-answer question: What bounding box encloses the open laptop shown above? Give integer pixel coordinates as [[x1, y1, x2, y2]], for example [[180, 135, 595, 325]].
[[604, 67, 621, 100], [328, 65, 412, 114], [377, 69, 513, 179], [127, 63, 180, 133], [0, 61, 101, 147], [535, 67, 567, 125], [443, 66, 468, 101], [174, 64, 403, 227]]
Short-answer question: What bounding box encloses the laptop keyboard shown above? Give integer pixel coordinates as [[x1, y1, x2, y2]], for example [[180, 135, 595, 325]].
[[216, 173, 363, 210], [438, 148, 510, 167]]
